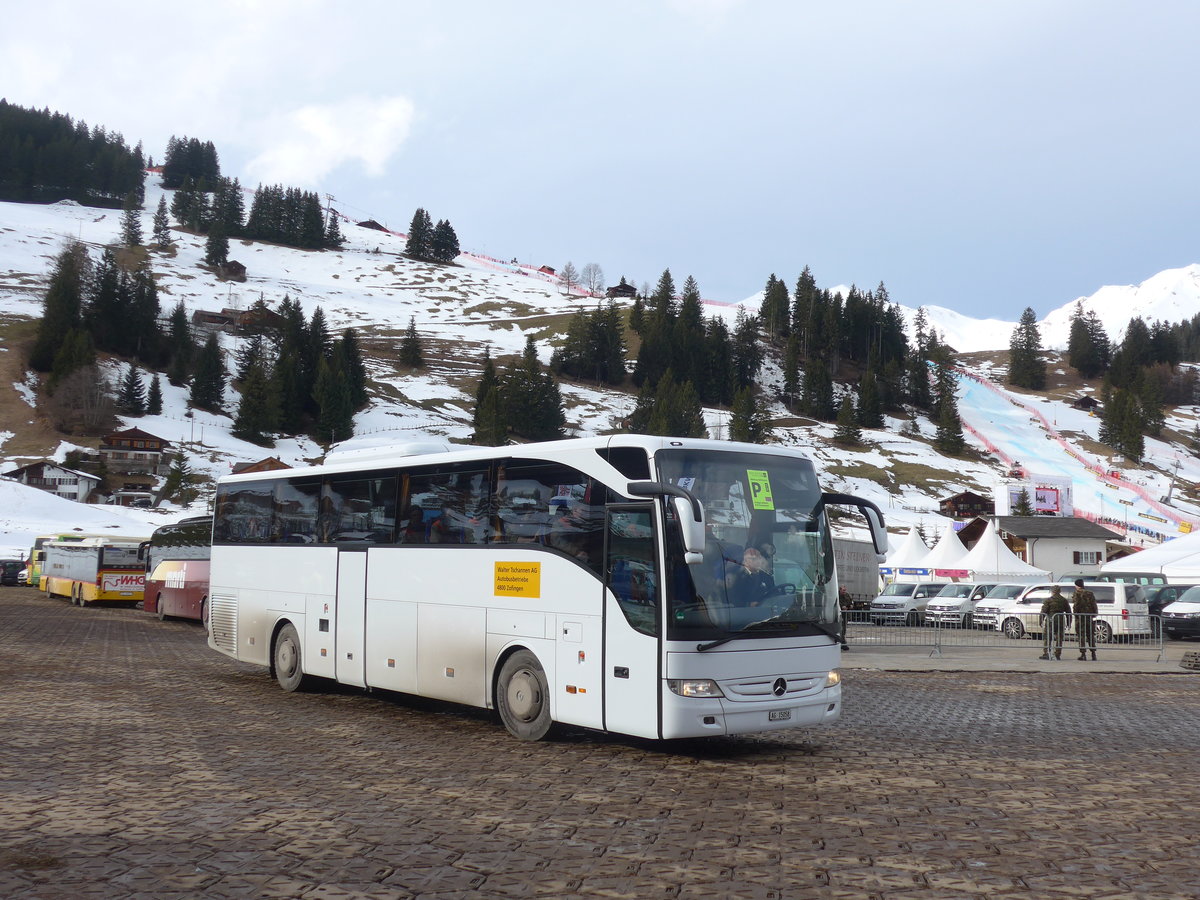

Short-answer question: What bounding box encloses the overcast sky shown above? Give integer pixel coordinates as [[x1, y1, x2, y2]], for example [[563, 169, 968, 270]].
[[4, 0, 1198, 318]]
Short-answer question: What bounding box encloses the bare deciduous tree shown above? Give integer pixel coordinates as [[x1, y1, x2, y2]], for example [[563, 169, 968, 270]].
[[43, 366, 117, 434], [580, 263, 605, 295], [560, 261, 580, 296]]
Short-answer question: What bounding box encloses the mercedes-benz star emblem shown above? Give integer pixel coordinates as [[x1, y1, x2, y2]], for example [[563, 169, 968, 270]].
[[772, 677, 787, 697]]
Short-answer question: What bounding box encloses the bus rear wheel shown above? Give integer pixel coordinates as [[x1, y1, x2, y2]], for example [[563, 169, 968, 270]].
[[497, 650, 552, 742], [273, 623, 308, 692]]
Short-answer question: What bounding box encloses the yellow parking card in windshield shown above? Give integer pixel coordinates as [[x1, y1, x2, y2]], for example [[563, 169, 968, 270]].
[[746, 470, 775, 510]]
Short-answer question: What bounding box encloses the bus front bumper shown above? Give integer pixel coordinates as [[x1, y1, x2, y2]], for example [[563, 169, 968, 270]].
[[660, 683, 842, 739]]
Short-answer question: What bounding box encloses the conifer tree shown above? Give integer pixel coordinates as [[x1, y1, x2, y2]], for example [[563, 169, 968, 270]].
[[204, 224, 229, 267], [339, 328, 369, 409], [48, 329, 96, 391], [30, 242, 90, 372], [189, 332, 226, 412], [233, 356, 280, 447], [430, 219, 459, 262], [1012, 488, 1034, 516], [833, 394, 862, 446], [503, 336, 566, 441], [147, 374, 163, 415], [325, 211, 344, 249], [165, 301, 193, 386], [1008, 306, 1046, 390], [857, 367, 885, 428], [152, 196, 172, 248], [729, 386, 772, 444], [628, 370, 706, 438], [399, 317, 425, 368], [472, 346, 507, 445], [120, 191, 143, 247], [759, 274, 790, 340], [117, 363, 146, 416], [799, 356, 835, 421], [731, 309, 763, 391], [404, 208, 434, 259]]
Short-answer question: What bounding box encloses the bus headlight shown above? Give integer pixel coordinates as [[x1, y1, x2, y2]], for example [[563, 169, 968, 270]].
[[667, 679, 725, 698], [825, 670, 841, 688]]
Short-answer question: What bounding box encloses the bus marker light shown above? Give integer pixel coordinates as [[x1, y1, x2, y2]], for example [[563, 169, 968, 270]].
[[566, 685, 577, 694], [446, 667, 455, 677], [387, 659, 396, 668], [578, 651, 585, 663], [320, 648, 327, 657]]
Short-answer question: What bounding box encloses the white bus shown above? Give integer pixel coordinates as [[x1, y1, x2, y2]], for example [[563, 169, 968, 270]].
[[206, 436, 886, 741]]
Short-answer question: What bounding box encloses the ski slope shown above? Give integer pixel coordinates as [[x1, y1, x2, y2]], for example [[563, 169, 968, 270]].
[[955, 371, 1197, 545]]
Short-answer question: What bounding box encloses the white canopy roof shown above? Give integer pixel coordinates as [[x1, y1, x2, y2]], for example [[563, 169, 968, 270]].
[[960, 520, 1046, 585], [1102, 531, 1200, 579], [961, 521, 1049, 582], [917, 525, 969, 573], [882, 526, 930, 568]]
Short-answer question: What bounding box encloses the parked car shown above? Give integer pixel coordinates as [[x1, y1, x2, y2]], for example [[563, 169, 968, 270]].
[[870, 582, 947, 626], [1058, 571, 1166, 586], [1142, 584, 1199, 618], [992, 582, 1151, 643], [924, 583, 999, 627], [972, 584, 1032, 630], [0, 559, 23, 586], [17, 567, 29, 585], [1161, 586, 1200, 640]]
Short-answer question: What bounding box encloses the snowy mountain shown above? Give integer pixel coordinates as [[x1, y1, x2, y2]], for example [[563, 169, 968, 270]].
[[1, 176, 1199, 558]]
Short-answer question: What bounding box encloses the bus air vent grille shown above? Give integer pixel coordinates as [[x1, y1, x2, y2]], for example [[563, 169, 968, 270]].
[[722, 675, 822, 700], [210, 592, 239, 653]]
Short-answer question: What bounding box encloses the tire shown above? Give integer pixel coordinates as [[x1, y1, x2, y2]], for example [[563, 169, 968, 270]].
[[905, 610, 920, 627], [496, 650, 552, 741], [156, 594, 167, 621], [200, 598, 209, 634], [963, 613, 974, 629], [1002, 617, 1025, 640], [272, 623, 308, 692], [1095, 621, 1113, 644]]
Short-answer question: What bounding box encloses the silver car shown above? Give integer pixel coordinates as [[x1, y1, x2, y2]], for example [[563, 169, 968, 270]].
[[924, 583, 999, 628], [870, 582, 946, 626]]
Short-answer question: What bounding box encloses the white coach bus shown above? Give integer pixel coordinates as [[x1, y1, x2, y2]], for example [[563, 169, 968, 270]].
[[207, 436, 885, 741]]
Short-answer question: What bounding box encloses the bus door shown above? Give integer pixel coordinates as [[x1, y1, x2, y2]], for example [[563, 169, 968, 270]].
[[603, 504, 662, 739], [335, 546, 368, 688]]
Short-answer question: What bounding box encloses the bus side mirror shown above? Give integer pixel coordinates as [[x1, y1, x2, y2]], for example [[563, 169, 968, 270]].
[[627, 481, 705, 565], [819, 492, 888, 562], [672, 496, 705, 566]]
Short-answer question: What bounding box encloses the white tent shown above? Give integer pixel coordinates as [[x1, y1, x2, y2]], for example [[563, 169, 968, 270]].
[[1102, 531, 1200, 580], [916, 525, 970, 577], [880, 526, 931, 581], [961, 521, 1049, 583]]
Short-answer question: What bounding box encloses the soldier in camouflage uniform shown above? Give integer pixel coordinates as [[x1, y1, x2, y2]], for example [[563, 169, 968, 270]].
[[1072, 578, 1099, 661], [1039, 584, 1071, 660]]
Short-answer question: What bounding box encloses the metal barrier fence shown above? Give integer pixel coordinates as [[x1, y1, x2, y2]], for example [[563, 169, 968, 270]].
[[843, 610, 1164, 661]]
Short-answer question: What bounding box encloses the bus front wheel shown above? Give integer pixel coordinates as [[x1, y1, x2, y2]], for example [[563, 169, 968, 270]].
[[273, 623, 308, 692], [497, 650, 552, 742], [156, 594, 167, 621]]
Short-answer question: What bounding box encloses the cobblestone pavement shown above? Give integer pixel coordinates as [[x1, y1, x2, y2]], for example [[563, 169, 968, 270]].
[[3, 587, 1200, 899]]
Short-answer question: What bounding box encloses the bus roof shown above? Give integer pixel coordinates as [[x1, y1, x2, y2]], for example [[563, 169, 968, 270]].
[[217, 435, 815, 485]]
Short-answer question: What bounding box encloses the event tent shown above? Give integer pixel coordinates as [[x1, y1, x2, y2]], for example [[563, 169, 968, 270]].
[[917, 525, 970, 577], [960, 522, 1049, 583], [1102, 531, 1200, 580], [879, 526, 931, 581]]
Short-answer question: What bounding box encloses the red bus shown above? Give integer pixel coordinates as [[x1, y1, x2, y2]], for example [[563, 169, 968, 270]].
[[142, 516, 212, 624]]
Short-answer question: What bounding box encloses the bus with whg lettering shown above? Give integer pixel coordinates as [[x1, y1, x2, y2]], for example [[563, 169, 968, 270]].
[[206, 436, 885, 741]]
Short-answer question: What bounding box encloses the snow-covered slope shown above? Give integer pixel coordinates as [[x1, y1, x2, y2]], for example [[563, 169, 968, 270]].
[[1, 178, 1199, 557]]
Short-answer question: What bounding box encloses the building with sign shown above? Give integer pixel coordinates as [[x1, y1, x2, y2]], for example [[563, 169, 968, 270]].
[[957, 516, 1122, 578]]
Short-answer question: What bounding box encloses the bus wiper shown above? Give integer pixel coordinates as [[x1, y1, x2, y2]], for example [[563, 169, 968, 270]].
[[696, 619, 840, 652]]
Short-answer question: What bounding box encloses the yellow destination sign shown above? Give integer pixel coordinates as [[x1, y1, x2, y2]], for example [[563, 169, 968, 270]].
[[494, 561, 541, 598]]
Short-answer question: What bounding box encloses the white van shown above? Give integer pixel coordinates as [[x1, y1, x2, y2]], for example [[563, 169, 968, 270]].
[[1161, 585, 1200, 640], [869, 582, 947, 626], [924, 583, 999, 627], [992, 582, 1151, 643], [973, 583, 1032, 630]]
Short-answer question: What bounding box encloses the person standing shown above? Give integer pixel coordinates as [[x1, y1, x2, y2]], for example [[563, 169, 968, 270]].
[[1072, 578, 1099, 661], [1039, 584, 1071, 660]]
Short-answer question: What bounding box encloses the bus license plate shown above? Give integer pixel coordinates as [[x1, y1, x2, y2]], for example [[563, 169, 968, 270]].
[[769, 709, 791, 722]]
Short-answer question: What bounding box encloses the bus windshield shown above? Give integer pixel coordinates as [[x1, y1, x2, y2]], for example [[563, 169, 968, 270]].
[[656, 449, 836, 642]]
